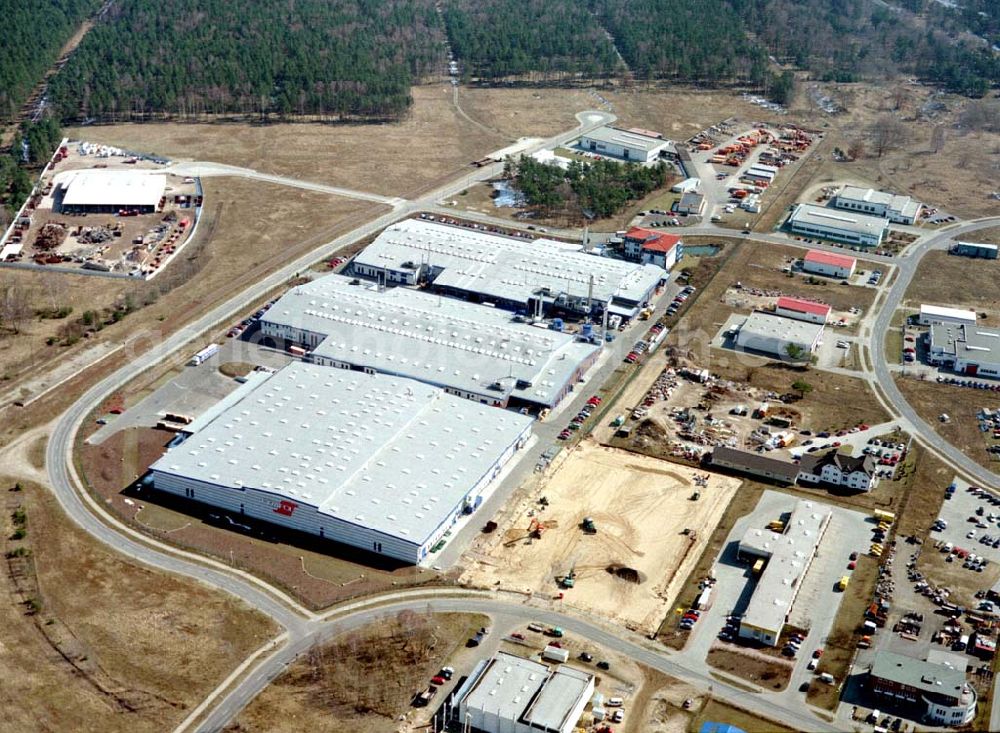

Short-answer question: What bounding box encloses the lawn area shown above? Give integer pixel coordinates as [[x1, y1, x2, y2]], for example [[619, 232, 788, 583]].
[[706, 647, 791, 691], [883, 309, 905, 364], [806, 553, 879, 710], [688, 699, 797, 733], [895, 376, 1000, 470]]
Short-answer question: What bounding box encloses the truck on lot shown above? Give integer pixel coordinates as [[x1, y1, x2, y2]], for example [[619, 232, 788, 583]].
[[838, 576, 850, 591], [542, 645, 569, 663], [188, 343, 219, 366], [413, 686, 438, 707]]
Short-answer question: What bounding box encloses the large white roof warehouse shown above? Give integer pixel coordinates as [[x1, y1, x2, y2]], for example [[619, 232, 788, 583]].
[[149, 363, 533, 564], [352, 218, 667, 319], [261, 274, 601, 408], [57, 169, 166, 213]]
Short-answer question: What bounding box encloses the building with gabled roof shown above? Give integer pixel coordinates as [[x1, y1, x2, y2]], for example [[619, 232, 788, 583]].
[[576, 126, 669, 163], [789, 204, 889, 247], [622, 226, 682, 270], [798, 449, 879, 492], [775, 296, 831, 324], [834, 186, 922, 225], [801, 249, 857, 279]]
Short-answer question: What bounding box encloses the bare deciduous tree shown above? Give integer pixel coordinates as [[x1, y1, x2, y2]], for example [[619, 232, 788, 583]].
[[0, 278, 34, 334], [868, 115, 907, 158], [929, 125, 946, 154], [847, 139, 866, 160]]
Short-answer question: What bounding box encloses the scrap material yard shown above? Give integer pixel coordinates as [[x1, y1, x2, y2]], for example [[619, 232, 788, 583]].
[[461, 442, 741, 633]]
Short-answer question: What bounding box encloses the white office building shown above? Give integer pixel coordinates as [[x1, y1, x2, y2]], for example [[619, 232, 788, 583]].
[[56, 169, 166, 214], [927, 323, 1000, 378], [455, 651, 595, 733], [149, 363, 533, 564], [834, 186, 922, 225], [260, 274, 601, 409], [788, 203, 889, 247]]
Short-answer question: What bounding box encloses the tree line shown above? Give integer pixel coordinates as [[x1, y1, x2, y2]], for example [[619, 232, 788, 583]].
[[504, 155, 670, 219], [0, 0, 103, 123], [443, 0, 621, 81], [46, 0, 446, 122], [0, 118, 63, 222]]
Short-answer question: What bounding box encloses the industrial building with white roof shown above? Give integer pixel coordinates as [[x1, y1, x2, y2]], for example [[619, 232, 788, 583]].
[[927, 322, 1000, 379], [737, 500, 833, 646], [734, 311, 824, 358], [575, 125, 668, 163], [455, 651, 595, 733], [787, 203, 889, 247], [56, 169, 166, 214], [351, 218, 667, 320], [260, 274, 601, 409], [149, 362, 534, 564]]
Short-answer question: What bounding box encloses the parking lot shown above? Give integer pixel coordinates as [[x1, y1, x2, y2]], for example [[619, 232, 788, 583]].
[[683, 491, 871, 684], [930, 478, 1000, 569], [87, 336, 293, 444]]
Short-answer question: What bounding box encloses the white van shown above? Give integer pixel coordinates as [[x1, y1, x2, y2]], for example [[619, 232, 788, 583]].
[[606, 697, 623, 708], [818, 672, 835, 685]]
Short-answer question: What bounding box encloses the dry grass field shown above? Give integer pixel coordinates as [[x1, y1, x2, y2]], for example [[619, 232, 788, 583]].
[[0, 476, 275, 732], [69, 85, 511, 200], [0, 179, 379, 404], [903, 250, 1000, 315], [226, 613, 486, 733], [895, 376, 1000, 470], [461, 442, 741, 634]]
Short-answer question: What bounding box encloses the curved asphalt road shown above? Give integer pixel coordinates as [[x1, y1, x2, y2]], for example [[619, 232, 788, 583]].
[[191, 592, 843, 733], [867, 217, 1000, 490]]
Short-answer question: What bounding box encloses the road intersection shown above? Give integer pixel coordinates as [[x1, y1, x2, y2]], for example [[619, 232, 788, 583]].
[[33, 108, 1000, 731]]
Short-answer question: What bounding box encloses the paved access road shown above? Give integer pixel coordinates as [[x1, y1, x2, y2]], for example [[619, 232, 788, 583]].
[[189, 591, 844, 733], [866, 217, 1000, 492]]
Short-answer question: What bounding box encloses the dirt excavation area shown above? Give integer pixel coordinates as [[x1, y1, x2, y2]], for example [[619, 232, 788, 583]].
[[461, 442, 741, 633]]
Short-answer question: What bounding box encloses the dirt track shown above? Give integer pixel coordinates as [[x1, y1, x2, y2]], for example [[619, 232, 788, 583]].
[[461, 442, 740, 633]]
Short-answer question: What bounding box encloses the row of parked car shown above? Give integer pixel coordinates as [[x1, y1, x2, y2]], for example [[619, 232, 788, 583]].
[[557, 395, 602, 440], [666, 285, 696, 317], [936, 375, 1000, 392]]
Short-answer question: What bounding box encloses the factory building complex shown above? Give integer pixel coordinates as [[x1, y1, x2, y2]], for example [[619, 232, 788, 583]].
[[150, 363, 533, 564], [260, 274, 601, 409], [833, 186, 922, 225], [147, 216, 679, 563], [575, 125, 669, 164], [352, 219, 667, 320]]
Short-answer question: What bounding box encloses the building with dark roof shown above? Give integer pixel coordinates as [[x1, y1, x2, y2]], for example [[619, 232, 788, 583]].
[[798, 449, 878, 492], [869, 651, 976, 727], [710, 447, 799, 485]]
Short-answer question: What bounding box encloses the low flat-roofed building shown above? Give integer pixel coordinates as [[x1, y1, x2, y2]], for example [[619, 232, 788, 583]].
[[801, 249, 857, 279], [869, 651, 976, 727], [834, 186, 922, 224], [919, 304, 977, 327], [149, 363, 533, 564], [353, 218, 667, 320], [775, 296, 831, 325], [710, 447, 799, 485], [734, 311, 824, 359], [260, 274, 601, 409], [455, 651, 595, 733], [928, 323, 1000, 378], [788, 203, 889, 247], [576, 126, 668, 163], [676, 191, 706, 216], [737, 500, 832, 645], [744, 163, 779, 182], [952, 241, 999, 259], [57, 169, 166, 214]]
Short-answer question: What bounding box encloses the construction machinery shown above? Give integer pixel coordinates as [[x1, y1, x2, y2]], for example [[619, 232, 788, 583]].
[[559, 562, 577, 588], [581, 516, 597, 534]]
